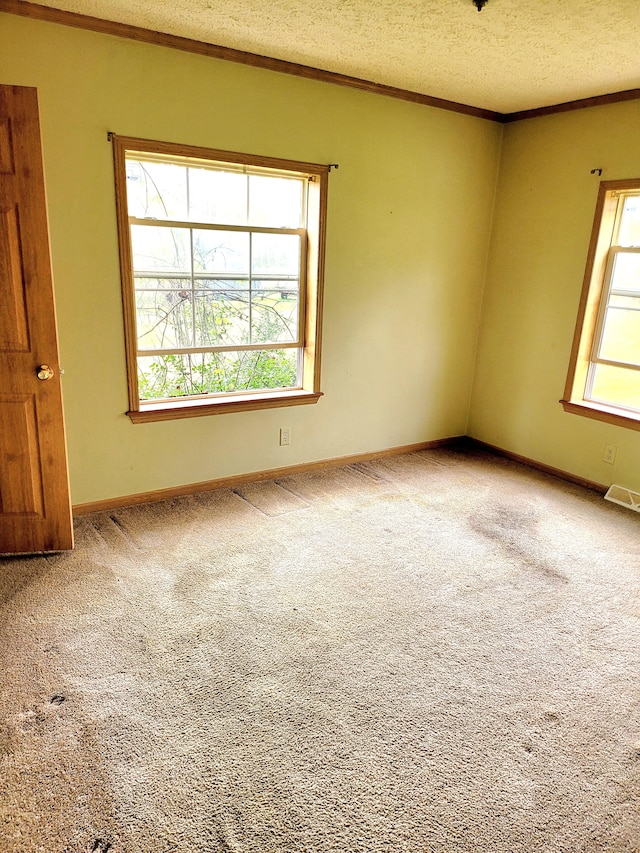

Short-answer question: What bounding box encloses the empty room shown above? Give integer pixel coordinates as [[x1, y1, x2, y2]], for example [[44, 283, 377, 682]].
[[1, 0, 639, 849]]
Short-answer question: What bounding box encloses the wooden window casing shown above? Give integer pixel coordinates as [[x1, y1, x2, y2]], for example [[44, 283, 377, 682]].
[[112, 135, 328, 423], [561, 179, 640, 431]]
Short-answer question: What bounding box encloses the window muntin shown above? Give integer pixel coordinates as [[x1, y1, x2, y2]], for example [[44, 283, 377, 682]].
[[113, 137, 327, 420]]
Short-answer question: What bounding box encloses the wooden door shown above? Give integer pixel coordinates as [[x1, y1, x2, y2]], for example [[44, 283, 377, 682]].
[[0, 85, 73, 553]]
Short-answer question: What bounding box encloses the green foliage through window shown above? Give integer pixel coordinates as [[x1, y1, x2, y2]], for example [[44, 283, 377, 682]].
[[138, 350, 298, 400]]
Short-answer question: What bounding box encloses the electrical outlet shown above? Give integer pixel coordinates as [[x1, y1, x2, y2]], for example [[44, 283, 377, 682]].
[[603, 444, 617, 464], [279, 427, 291, 447]]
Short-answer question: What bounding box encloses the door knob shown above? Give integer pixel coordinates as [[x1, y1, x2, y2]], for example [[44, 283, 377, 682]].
[[37, 364, 54, 380]]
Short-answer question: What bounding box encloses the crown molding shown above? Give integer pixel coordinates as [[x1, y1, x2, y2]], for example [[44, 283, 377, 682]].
[[503, 88, 640, 123], [0, 0, 501, 122]]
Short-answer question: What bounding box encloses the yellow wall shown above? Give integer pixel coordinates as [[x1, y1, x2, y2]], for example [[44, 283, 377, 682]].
[[469, 100, 640, 493], [1, 14, 502, 505]]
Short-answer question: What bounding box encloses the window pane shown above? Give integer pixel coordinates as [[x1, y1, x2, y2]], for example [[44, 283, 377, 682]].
[[618, 195, 640, 247], [252, 279, 299, 293], [188, 168, 248, 225], [194, 291, 250, 346], [136, 290, 193, 350], [588, 363, 640, 412], [193, 230, 249, 274], [251, 289, 299, 344], [135, 276, 191, 290], [610, 251, 640, 295], [252, 232, 301, 276], [599, 303, 640, 366], [137, 349, 298, 400], [131, 225, 190, 274], [192, 277, 249, 290], [248, 175, 303, 227], [126, 159, 188, 220]]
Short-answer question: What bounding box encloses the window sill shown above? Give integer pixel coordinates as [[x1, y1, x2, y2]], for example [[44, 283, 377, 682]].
[[128, 389, 323, 423], [560, 398, 640, 432]]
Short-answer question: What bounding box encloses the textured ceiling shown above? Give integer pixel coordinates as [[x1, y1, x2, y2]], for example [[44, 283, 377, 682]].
[[17, 0, 640, 113]]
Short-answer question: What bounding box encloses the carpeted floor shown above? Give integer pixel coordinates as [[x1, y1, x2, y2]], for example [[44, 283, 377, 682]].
[[1, 446, 640, 852]]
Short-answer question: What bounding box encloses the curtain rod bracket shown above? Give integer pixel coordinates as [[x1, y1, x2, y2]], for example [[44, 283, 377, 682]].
[[107, 131, 115, 142], [329, 163, 339, 172]]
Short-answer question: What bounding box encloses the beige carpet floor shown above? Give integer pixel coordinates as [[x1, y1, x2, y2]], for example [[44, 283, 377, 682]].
[[1, 446, 640, 852]]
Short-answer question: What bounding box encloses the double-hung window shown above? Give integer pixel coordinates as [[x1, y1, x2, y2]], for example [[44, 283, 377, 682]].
[[112, 136, 328, 422], [563, 180, 640, 429]]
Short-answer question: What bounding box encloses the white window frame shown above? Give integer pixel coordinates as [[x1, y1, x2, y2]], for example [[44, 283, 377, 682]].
[[112, 135, 328, 423]]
